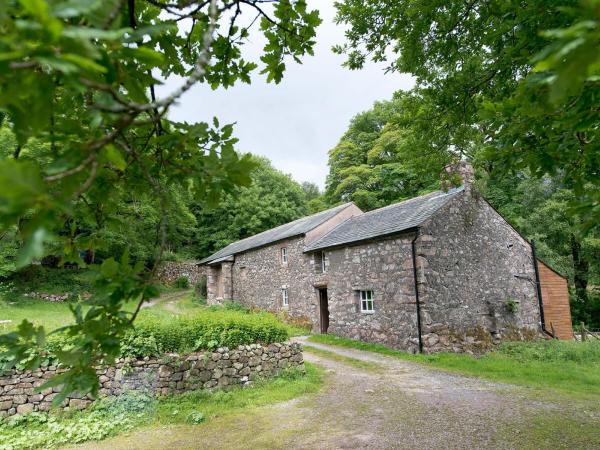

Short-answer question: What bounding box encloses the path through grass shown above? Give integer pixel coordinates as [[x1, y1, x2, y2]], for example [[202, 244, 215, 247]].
[[303, 345, 383, 372], [308, 334, 600, 400]]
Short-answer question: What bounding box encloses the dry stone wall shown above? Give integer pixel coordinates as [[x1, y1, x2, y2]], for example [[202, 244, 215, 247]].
[[156, 261, 206, 286], [0, 342, 303, 417]]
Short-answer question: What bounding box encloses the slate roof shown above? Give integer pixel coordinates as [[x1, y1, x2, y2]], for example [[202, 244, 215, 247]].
[[199, 202, 355, 264], [304, 187, 464, 252]]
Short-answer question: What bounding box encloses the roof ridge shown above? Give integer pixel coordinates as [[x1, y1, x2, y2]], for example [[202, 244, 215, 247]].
[[200, 201, 356, 264], [358, 188, 461, 218], [217, 202, 353, 247], [304, 187, 464, 252]]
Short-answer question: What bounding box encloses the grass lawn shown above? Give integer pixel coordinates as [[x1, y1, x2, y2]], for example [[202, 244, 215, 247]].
[[0, 363, 324, 450], [308, 334, 600, 400]]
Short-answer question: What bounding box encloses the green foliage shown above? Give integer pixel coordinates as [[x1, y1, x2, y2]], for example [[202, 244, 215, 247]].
[[186, 411, 205, 424], [8, 266, 93, 297], [334, 0, 600, 228], [120, 308, 288, 357], [505, 298, 519, 314], [497, 340, 600, 364], [326, 91, 449, 210], [0, 0, 320, 397], [193, 156, 311, 257], [173, 276, 189, 289], [195, 276, 208, 300], [0, 392, 154, 450], [0, 227, 18, 279]]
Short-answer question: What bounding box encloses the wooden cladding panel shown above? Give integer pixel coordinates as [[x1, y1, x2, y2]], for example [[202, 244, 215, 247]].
[[538, 261, 573, 340]]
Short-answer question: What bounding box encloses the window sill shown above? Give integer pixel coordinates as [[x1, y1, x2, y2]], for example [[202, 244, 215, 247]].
[[360, 311, 375, 315]]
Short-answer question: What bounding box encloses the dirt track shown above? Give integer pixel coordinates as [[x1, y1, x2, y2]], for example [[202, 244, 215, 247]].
[[76, 337, 600, 449]]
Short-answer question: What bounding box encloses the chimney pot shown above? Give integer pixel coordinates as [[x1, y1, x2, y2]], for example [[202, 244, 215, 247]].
[[442, 161, 474, 190]]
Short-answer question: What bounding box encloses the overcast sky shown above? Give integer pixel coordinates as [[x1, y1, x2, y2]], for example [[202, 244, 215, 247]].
[[162, 0, 414, 189]]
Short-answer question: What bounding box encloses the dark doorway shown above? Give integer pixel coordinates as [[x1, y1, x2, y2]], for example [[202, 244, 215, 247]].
[[318, 288, 329, 333]]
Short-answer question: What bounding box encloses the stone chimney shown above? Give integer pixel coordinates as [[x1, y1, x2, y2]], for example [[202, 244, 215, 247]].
[[441, 161, 474, 190]]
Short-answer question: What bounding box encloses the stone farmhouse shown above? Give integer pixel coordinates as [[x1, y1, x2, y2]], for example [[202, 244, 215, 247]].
[[200, 164, 573, 353]]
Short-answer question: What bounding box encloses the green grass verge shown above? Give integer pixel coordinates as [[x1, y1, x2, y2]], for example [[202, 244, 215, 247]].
[[308, 334, 600, 400], [0, 363, 324, 450], [303, 344, 382, 372]]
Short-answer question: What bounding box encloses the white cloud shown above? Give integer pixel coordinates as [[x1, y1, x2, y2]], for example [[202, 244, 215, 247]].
[[160, 0, 414, 189]]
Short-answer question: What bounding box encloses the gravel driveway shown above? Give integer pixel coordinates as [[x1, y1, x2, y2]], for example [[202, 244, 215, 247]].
[[77, 337, 599, 450]]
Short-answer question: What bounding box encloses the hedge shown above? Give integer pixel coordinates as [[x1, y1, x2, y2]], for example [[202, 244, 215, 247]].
[[1, 308, 289, 370], [120, 309, 289, 358]]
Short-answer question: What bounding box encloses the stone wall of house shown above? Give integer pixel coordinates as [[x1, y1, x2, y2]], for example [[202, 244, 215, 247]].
[[417, 189, 542, 353], [0, 342, 303, 417], [230, 237, 320, 329], [156, 261, 206, 286], [315, 236, 421, 353]]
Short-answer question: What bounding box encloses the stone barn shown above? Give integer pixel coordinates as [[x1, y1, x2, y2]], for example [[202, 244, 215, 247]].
[[200, 164, 573, 353]]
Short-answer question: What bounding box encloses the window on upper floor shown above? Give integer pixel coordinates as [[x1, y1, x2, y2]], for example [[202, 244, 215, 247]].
[[360, 290, 374, 313], [282, 288, 289, 307], [314, 251, 327, 274], [281, 247, 288, 264]]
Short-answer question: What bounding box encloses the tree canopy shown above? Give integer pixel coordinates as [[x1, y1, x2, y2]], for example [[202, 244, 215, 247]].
[[325, 90, 452, 210], [193, 156, 311, 257], [0, 0, 320, 401], [334, 0, 600, 227]]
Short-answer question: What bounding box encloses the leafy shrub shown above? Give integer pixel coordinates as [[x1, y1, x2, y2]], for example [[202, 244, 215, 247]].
[[0, 392, 153, 450], [505, 298, 519, 314], [7, 266, 94, 297], [128, 309, 288, 356], [208, 300, 249, 313], [173, 276, 189, 289], [1, 308, 288, 370], [186, 411, 205, 424], [0, 333, 74, 373], [497, 340, 600, 364], [191, 292, 207, 306], [195, 275, 207, 298], [120, 333, 161, 359]]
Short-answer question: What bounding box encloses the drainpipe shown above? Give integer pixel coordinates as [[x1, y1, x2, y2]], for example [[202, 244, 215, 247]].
[[531, 240, 553, 338], [411, 229, 424, 353]]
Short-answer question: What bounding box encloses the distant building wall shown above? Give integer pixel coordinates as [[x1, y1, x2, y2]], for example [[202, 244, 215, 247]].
[[229, 236, 320, 327]]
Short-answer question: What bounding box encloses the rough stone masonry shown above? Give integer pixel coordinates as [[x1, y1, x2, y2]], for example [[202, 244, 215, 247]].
[[0, 342, 303, 417]]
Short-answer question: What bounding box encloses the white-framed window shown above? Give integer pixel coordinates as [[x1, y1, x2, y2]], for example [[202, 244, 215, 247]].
[[321, 251, 327, 273], [282, 288, 289, 307], [360, 290, 374, 313], [281, 247, 288, 264]]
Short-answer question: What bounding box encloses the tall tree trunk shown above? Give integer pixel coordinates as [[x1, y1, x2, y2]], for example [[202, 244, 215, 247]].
[[571, 234, 589, 304]]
